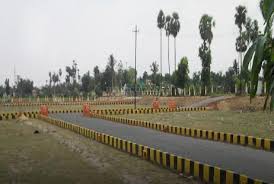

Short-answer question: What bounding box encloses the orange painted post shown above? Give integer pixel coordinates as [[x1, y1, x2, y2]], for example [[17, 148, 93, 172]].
[[168, 99, 176, 109], [83, 103, 92, 117], [152, 98, 160, 110], [40, 105, 48, 116]]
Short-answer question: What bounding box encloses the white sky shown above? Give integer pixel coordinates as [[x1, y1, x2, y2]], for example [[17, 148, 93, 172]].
[[0, 0, 264, 87]]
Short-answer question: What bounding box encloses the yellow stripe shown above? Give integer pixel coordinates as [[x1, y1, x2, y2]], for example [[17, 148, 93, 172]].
[[240, 175, 248, 184], [156, 150, 161, 164], [176, 127, 180, 135], [177, 156, 183, 173], [186, 128, 190, 136], [248, 136, 254, 146], [233, 134, 238, 144], [254, 179, 263, 184], [220, 132, 225, 141], [138, 145, 143, 157], [256, 138, 262, 149], [226, 133, 232, 143], [185, 159, 190, 175], [264, 139, 271, 151], [170, 154, 174, 169], [226, 170, 234, 184], [117, 138, 121, 149], [240, 135, 246, 145], [202, 130, 207, 138], [214, 167, 221, 184], [162, 152, 167, 167], [132, 143, 136, 154], [150, 148, 155, 161], [191, 129, 195, 137], [194, 161, 200, 177], [203, 164, 210, 182], [197, 129, 201, 138], [214, 132, 219, 141], [122, 140, 126, 151], [208, 131, 213, 139]]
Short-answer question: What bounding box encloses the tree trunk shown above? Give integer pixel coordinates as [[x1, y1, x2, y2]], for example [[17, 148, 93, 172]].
[[174, 37, 176, 72], [168, 36, 170, 76], [160, 29, 162, 76]]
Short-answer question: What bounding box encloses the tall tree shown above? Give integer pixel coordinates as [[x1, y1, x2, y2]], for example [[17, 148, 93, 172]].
[[4, 79, 11, 96], [170, 12, 180, 72], [245, 17, 259, 45], [15, 77, 34, 97], [243, 0, 274, 110], [108, 54, 116, 92], [233, 59, 239, 76], [165, 15, 172, 76], [175, 57, 189, 90], [150, 61, 159, 86], [157, 10, 165, 76], [235, 5, 247, 71], [58, 68, 62, 84], [48, 72, 52, 87], [198, 14, 215, 95], [81, 71, 92, 95], [93, 66, 102, 96]]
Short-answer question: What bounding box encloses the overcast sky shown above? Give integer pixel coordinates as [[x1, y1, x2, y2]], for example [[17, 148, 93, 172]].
[[0, 0, 264, 87]]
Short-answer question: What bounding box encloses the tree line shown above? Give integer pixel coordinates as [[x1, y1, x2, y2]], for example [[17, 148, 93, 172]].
[[0, 1, 272, 103]]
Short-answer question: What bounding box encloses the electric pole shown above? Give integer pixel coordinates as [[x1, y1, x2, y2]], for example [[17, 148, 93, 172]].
[[133, 25, 139, 109]]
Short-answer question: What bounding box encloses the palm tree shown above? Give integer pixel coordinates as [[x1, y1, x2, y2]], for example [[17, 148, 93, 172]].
[[170, 12, 180, 72], [165, 15, 172, 76], [157, 10, 165, 77], [234, 5, 247, 71]]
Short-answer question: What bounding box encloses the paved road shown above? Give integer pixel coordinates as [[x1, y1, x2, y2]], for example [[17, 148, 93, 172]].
[[189, 96, 234, 107], [50, 113, 274, 183]]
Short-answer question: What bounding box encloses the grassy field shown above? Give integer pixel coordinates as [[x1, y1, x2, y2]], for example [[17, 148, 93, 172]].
[[118, 111, 274, 139], [0, 119, 195, 184]]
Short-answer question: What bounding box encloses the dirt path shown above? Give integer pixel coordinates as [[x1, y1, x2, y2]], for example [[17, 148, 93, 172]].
[[189, 96, 234, 107]]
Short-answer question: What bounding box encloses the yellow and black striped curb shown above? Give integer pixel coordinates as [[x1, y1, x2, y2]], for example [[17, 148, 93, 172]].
[[29, 106, 206, 115], [38, 115, 268, 184], [92, 106, 207, 115], [0, 112, 38, 120], [93, 114, 274, 152], [2, 100, 135, 107]]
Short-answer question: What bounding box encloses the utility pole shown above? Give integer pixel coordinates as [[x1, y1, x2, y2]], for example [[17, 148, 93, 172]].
[[133, 25, 139, 109]]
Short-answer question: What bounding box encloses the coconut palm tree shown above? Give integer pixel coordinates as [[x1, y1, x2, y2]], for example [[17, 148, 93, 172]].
[[235, 5, 247, 70], [165, 15, 172, 76], [157, 10, 165, 77], [170, 12, 180, 72]]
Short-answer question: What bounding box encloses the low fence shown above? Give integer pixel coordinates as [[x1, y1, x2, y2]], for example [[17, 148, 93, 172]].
[[1, 100, 136, 107], [38, 115, 268, 184]]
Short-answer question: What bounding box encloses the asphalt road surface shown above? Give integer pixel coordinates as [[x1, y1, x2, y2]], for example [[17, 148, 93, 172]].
[[50, 113, 274, 183]]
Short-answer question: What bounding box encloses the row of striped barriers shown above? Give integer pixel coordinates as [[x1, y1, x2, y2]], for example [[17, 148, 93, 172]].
[[93, 114, 274, 152], [38, 115, 268, 184]]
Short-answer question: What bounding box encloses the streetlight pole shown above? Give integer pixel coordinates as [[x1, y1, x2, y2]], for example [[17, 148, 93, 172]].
[[133, 25, 139, 109]]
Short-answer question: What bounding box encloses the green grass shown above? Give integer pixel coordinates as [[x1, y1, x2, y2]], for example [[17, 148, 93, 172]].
[[0, 120, 121, 184], [0, 119, 195, 184], [118, 111, 274, 139]]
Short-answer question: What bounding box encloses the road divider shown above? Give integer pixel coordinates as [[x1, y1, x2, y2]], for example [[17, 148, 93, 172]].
[[92, 114, 274, 152], [38, 115, 268, 184], [92, 106, 207, 115]]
